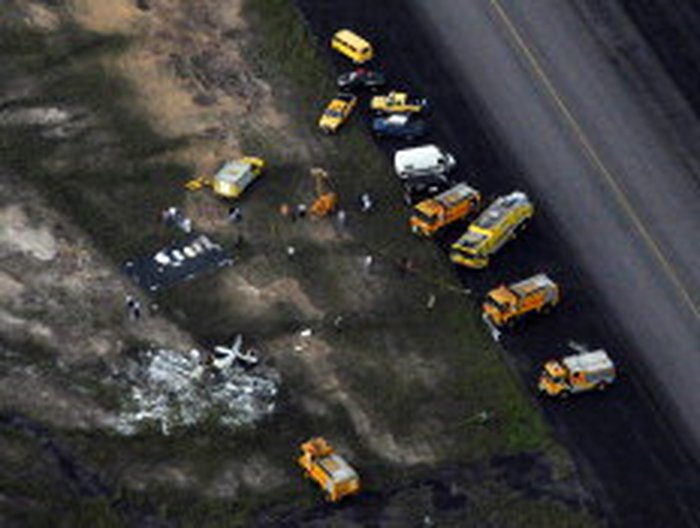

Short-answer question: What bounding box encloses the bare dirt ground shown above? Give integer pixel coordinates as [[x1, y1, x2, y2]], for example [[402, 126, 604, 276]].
[[68, 0, 290, 170], [0, 171, 196, 428]]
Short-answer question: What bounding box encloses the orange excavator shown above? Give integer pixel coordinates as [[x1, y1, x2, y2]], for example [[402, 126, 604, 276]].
[[309, 167, 338, 217]]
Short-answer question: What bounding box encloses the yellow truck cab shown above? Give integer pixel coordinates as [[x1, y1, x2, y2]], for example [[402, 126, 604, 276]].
[[297, 437, 360, 502], [331, 30, 373, 64], [410, 182, 481, 236], [538, 350, 616, 397], [483, 273, 559, 327], [450, 191, 533, 269]]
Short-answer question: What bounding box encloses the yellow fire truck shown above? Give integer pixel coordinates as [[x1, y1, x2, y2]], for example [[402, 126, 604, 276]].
[[483, 273, 560, 327], [410, 182, 481, 237], [450, 191, 533, 268], [297, 437, 360, 502], [538, 349, 616, 398]]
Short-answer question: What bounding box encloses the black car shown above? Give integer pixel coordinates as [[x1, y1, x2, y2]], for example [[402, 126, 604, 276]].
[[401, 174, 452, 205], [372, 114, 429, 139], [337, 68, 386, 91]]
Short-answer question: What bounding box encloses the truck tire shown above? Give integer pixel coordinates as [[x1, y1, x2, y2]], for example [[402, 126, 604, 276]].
[[597, 381, 609, 392]]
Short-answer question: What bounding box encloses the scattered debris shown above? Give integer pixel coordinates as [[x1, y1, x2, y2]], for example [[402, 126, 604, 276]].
[[111, 347, 278, 435], [212, 334, 259, 369]]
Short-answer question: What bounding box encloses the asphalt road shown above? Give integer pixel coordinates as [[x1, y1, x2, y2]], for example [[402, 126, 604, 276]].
[[413, 0, 700, 442], [296, 0, 700, 526]]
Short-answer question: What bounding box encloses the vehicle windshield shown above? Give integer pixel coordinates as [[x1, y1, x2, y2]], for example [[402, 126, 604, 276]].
[[485, 296, 507, 312], [413, 209, 438, 225], [457, 230, 487, 251], [325, 109, 343, 118], [542, 370, 561, 383]]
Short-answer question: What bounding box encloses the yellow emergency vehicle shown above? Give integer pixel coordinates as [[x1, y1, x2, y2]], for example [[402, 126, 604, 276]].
[[483, 273, 560, 327], [538, 350, 616, 397], [370, 91, 428, 115], [410, 182, 481, 237], [450, 191, 533, 268], [298, 437, 361, 502], [331, 30, 373, 64]]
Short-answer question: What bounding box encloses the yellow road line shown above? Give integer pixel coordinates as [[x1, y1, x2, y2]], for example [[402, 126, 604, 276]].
[[488, 0, 699, 320]]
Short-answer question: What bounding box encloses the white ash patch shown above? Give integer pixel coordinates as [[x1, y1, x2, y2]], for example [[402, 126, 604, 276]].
[[0, 107, 72, 127], [110, 348, 278, 435], [0, 106, 91, 140]]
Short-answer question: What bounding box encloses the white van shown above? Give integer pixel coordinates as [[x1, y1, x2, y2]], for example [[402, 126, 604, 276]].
[[394, 144, 456, 179]]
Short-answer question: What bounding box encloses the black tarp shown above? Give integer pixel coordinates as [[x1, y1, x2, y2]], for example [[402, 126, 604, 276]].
[[124, 233, 233, 292]]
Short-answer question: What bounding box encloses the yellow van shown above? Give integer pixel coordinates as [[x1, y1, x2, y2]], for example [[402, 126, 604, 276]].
[[331, 29, 373, 64]]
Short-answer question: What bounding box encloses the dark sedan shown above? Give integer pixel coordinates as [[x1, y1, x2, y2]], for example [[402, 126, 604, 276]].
[[337, 68, 386, 91], [371, 114, 428, 139]]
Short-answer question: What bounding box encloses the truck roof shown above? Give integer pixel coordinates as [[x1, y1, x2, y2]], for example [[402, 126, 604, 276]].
[[395, 144, 442, 167], [562, 350, 614, 374], [434, 182, 479, 207], [510, 273, 556, 297], [474, 191, 530, 231], [215, 160, 253, 185], [487, 285, 518, 305], [318, 454, 358, 484], [415, 182, 478, 216]]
